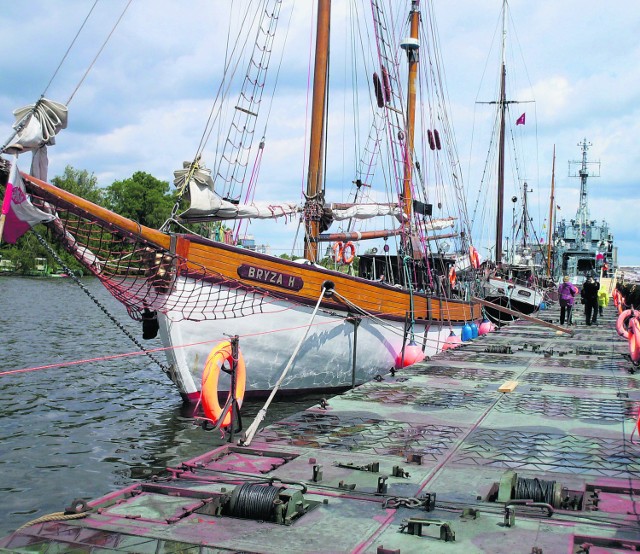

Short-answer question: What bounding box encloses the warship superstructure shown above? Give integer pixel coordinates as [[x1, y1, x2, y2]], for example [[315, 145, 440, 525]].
[[553, 139, 616, 284]]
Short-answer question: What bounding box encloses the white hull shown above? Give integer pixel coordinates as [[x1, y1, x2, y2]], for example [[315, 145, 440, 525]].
[[485, 277, 544, 311], [158, 276, 461, 400]]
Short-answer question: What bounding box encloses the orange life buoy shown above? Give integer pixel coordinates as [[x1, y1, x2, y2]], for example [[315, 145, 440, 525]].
[[469, 246, 480, 269], [332, 241, 344, 263], [449, 267, 457, 288], [342, 241, 356, 264], [616, 309, 635, 339], [201, 340, 246, 427]]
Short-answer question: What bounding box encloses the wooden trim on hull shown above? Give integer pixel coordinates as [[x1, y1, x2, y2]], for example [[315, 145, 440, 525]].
[[24, 173, 481, 324]]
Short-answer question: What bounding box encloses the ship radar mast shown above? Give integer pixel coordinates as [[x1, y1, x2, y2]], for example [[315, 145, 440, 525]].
[[568, 139, 600, 248]]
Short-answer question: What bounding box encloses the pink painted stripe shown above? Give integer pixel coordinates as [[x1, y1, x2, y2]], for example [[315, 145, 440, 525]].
[[1, 182, 13, 215]]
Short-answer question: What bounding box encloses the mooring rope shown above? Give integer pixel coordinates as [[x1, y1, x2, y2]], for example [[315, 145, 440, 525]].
[[31, 229, 171, 375], [240, 285, 328, 446], [15, 511, 89, 531]]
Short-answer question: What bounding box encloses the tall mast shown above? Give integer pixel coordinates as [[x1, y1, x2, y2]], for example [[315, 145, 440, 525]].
[[575, 138, 591, 232], [494, 1, 507, 264], [400, 0, 420, 256], [546, 145, 555, 277], [303, 0, 331, 262]]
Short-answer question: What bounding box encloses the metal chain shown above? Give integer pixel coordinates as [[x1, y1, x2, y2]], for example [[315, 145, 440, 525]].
[[382, 496, 425, 509], [32, 229, 171, 375]]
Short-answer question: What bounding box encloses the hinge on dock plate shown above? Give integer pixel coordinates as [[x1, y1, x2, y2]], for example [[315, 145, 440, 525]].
[[334, 461, 379, 472], [399, 518, 455, 542]]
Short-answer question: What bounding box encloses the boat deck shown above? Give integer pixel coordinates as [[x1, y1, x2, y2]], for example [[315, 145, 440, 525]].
[[2, 306, 640, 553]]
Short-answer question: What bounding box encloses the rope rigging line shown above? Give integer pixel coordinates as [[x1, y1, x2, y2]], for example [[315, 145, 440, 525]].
[[30, 228, 171, 375], [240, 285, 328, 446]]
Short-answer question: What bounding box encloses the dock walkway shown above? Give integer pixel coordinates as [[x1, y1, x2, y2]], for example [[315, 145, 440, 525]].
[[2, 306, 639, 553]]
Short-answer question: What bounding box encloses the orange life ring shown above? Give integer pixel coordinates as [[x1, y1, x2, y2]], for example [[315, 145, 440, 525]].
[[332, 241, 344, 263], [469, 246, 480, 269], [342, 241, 356, 264], [201, 340, 246, 427], [616, 309, 635, 339], [449, 267, 457, 288]]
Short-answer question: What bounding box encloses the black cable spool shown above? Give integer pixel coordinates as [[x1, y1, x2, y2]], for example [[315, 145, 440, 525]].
[[514, 477, 558, 506], [227, 483, 285, 522]]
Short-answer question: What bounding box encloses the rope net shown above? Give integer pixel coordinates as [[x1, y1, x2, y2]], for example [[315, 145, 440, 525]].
[[29, 183, 277, 324]]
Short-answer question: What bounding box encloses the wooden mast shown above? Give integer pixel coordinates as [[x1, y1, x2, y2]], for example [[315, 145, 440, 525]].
[[401, 1, 420, 257], [546, 145, 556, 277], [303, 0, 331, 262], [495, 2, 507, 265]]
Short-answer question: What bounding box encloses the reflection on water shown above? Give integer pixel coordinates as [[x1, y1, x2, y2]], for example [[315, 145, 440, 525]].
[[0, 277, 324, 536]]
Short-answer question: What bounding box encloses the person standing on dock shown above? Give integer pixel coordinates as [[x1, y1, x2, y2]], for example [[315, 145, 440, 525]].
[[597, 286, 609, 317], [581, 274, 600, 325], [558, 276, 578, 326]]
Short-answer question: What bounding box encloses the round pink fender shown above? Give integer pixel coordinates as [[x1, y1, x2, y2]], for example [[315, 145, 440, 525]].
[[478, 318, 494, 336], [395, 342, 425, 368], [441, 330, 462, 351]]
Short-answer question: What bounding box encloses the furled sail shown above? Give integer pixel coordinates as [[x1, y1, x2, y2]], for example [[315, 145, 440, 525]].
[[175, 161, 299, 222], [4, 98, 68, 181]]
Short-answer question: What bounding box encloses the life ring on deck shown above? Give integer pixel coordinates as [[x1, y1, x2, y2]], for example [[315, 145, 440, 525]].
[[201, 341, 246, 427], [616, 309, 635, 339], [342, 241, 356, 264], [332, 241, 344, 263], [449, 267, 457, 288], [469, 246, 480, 269]]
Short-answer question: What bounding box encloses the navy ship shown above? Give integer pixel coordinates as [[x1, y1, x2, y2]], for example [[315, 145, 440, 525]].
[[552, 139, 616, 285]]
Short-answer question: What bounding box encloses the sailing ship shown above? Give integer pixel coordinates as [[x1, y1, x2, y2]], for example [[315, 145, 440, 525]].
[[552, 139, 616, 286], [473, 0, 545, 322], [1, 1, 481, 402]]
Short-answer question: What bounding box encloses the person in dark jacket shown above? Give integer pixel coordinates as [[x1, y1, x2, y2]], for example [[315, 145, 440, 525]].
[[581, 274, 600, 325], [557, 276, 578, 325]]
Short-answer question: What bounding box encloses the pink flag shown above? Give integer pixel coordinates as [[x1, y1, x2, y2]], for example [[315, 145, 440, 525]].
[[516, 113, 526, 125], [0, 162, 55, 244]]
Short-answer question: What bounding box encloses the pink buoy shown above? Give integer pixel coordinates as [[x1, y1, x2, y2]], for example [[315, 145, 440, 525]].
[[441, 330, 461, 351], [478, 318, 493, 336], [395, 341, 425, 368]]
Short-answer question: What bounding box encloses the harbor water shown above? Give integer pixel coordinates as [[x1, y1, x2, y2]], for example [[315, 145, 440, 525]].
[[0, 276, 324, 537]]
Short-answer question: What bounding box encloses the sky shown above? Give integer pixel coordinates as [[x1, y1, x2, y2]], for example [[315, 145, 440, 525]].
[[1, 0, 639, 265]]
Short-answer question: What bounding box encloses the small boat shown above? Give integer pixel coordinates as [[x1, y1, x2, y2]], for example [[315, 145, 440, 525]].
[[472, 0, 546, 323], [1, 1, 481, 402]]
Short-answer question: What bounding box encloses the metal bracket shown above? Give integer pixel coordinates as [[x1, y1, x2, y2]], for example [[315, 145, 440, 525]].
[[399, 518, 455, 542]]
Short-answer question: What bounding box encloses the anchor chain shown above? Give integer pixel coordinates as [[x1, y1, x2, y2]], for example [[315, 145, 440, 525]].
[[31, 229, 171, 375]]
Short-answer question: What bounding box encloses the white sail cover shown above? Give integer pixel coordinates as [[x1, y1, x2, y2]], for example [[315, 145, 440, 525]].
[[328, 203, 407, 223], [5, 98, 68, 154], [175, 162, 299, 221]]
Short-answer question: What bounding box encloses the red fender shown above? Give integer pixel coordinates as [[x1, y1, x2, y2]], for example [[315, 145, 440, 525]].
[[629, 317, 640, 364]]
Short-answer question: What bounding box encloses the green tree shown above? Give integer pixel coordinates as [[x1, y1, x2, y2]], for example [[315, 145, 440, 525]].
[[52, 166, 103, 204], [104, 171, 175, 228]]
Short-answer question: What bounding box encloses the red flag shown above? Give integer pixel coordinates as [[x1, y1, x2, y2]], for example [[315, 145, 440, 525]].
[[516, 113, 526, 125]]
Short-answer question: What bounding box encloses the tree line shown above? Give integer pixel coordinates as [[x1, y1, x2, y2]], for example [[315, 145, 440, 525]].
[[0, 166, 177, 275]]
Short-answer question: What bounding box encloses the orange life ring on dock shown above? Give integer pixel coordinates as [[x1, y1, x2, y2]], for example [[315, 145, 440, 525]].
[[342, 241, 356, 264], [469, 246, 480, 269], [201, 340, 246, 427], [616, 309, 635, 339], [449, 267, 457, 288], [332, 241, 344, 263]]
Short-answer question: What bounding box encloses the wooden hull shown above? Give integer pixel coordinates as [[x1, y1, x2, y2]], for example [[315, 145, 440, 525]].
[[23, 173, 482, 399]]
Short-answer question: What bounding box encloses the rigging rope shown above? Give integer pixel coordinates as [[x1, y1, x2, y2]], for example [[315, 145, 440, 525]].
[[241, 285, 328, 446], [30, 228, 171, 375]]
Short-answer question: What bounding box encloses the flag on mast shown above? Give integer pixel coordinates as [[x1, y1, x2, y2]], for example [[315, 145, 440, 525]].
[[0, 161, 55, 243], [516, 113, 526, 125]]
